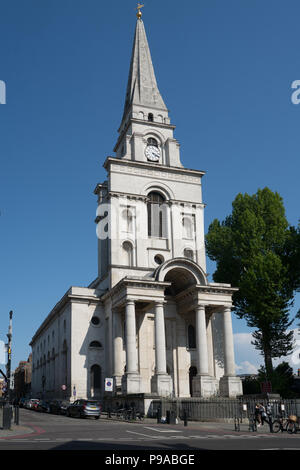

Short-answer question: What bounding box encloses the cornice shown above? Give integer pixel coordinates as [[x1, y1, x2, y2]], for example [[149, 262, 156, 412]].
[[103, 156, 206, 178]]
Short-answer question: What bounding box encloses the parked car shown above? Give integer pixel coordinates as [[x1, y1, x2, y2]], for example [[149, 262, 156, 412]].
[[37, 400, 51, 413], [66, 399, 101, 419], [26, 399, 40, 410], [49, 400, 69, 415]]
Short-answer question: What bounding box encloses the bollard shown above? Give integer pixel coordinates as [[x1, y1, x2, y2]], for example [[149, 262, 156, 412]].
[[14, 405, 19, 425], [183, 410, 188, 427], [166, 410, 170, 424], [2, 403, 12, 430], [268, 417, 273, 433]]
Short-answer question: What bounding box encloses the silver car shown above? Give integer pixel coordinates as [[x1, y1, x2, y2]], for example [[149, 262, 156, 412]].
[[66, 399, 101, 419]]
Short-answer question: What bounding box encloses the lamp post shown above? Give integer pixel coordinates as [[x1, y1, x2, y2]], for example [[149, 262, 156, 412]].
[[6, 311, 13, 402]]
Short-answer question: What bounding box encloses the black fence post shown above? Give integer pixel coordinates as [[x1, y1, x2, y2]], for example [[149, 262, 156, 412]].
[[183, 410, 188, 427], [157, 406, 161, 424]]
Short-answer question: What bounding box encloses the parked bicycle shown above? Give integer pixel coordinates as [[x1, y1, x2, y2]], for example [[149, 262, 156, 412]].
[[115, 407, 144, 421], [272, 414, 299, 434]]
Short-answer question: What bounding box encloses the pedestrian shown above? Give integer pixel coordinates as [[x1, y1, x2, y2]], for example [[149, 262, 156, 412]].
[[259, 403, 268, 426], [255, 403, 262, 426], [266, 402, 273, 422]]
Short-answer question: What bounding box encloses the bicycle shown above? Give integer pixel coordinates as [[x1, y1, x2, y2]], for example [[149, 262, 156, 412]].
[[272, 415, 298, 434]]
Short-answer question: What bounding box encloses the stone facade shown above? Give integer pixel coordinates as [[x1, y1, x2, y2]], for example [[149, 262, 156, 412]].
[[30, 16, 242, 403]]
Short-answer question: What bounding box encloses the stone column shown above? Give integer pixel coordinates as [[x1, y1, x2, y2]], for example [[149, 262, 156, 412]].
[[154, 302, 167, 375], [219, 306, 243, 397], [151, 301, 173, 396], [192, 304, 218, 397], [195, 304, 209, 376], [113, 309, 123, 390], [121, 299, 142, 394], [125, 300, 138, 374], [223, 306, 236, 377]]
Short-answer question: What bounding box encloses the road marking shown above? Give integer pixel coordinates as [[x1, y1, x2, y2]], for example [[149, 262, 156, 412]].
[[143, 427, 182, 433], [126, 431, 160, 439]]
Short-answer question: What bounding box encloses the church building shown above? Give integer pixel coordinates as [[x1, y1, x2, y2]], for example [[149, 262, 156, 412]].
[[30, 9, 242, 406]]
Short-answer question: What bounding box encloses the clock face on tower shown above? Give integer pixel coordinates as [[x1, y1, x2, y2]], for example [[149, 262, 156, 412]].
[[145, 145, 160, 162]]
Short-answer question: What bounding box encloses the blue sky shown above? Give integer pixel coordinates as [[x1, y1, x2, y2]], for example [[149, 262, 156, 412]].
[[0, 0, 299, 375]]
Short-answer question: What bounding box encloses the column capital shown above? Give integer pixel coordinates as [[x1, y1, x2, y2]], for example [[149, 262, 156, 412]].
[[195, 303, 208, 310], [154, 300, 166, 307], [125, 299, 135, 306], [222, 305, 233, 312]]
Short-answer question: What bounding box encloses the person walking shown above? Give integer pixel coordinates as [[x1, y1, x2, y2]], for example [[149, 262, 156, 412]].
[[259, 403, 268, 426], [255, 403, 262, 427]]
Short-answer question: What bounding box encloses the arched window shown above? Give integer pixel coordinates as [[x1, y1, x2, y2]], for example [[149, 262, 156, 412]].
[[184, 248, 194, 260], [147, 191, 167, 238], [89, 341, 102, 348], [148, 113, 154, 122], [187, 325, 196, 349], [122, 241, 134, 266], [90, 365, 102, 398]]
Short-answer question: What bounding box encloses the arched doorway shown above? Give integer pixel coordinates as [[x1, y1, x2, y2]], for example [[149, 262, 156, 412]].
[[90, 364, 102, 399], [189, 366, 197, 397]]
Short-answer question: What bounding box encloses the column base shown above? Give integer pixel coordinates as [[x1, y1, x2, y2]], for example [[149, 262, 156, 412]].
[[113, 375, 123, 394], [219, 375, 243, 397], [192, 375, 218, 397], [151, 374, 173, 397], [121, 373, 142, 395]]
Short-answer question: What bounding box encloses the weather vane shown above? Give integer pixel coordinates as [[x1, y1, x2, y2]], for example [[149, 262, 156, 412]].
[[136, 3, 145, 19]]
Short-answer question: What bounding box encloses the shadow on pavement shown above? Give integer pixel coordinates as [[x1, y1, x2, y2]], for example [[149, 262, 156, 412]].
[[50, 441, 211, 452]]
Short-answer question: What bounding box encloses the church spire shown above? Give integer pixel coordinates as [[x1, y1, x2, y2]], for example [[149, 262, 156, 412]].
[[121, 13, 168, 126]]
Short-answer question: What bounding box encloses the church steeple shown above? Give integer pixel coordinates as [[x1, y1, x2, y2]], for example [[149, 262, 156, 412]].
[[114, 11, 182, 168], [121, 16, 168, 126]]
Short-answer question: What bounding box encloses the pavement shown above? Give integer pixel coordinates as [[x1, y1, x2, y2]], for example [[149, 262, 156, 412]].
[[0, 416, 273, 440]]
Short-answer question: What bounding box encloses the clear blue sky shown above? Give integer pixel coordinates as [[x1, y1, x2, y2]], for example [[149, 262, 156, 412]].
[[0, 0, 299, 375]]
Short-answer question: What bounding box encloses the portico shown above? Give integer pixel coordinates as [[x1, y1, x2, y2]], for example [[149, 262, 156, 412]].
[[107, 258, 242, 398]]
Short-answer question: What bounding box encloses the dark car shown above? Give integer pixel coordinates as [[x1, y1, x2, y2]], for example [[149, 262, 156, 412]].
[[37, 400, 51, 413], [49, 400, 69, 415], [66, 399, 101, 419]]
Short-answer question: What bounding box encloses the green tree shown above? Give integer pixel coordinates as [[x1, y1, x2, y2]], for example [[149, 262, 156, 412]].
[[206, 188, 297, 379], [258, 362, 295, 398]]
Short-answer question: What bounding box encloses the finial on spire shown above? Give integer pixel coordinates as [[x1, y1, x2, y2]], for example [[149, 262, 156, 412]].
[[136, 3, 144, 19]]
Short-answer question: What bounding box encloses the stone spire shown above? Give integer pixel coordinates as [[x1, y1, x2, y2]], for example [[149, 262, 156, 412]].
[[121, 17, 168, 126]]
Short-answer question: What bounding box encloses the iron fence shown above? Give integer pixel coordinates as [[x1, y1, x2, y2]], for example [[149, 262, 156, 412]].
[[147, 397, 300, 421]]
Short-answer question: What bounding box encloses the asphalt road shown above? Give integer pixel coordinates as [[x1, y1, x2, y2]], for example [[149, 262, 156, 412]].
[[1, 408, 300, 453]]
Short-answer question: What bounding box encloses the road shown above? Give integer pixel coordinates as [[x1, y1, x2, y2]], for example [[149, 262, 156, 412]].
[[1, 408, 300, 452]]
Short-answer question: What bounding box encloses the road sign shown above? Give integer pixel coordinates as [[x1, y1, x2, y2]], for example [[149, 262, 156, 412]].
[[105, 378, 114, 392]]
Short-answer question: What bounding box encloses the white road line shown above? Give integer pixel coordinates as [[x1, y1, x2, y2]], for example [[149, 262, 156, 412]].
[[143, 427, 182, 433], [126, 431, 160, 439]]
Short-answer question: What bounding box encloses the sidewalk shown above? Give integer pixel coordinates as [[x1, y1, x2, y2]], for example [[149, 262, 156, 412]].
[[0, 424, 34, 439]]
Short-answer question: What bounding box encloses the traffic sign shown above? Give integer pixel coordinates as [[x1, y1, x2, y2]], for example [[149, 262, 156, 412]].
[[105, 378, 113, 392]]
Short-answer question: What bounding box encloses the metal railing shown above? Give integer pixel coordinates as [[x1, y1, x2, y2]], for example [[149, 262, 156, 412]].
[[147, 397, 300, 421]]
